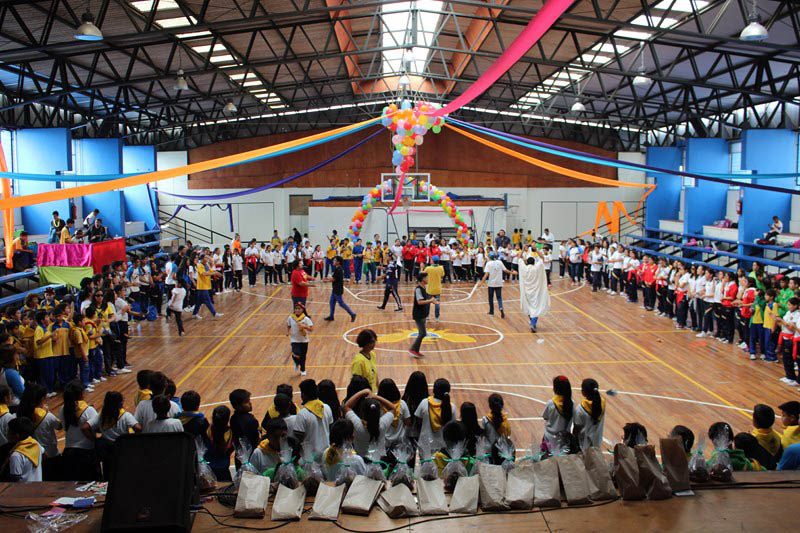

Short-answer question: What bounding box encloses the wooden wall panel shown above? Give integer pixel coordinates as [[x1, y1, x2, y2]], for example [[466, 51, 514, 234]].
[[187, 126, 618, 189]]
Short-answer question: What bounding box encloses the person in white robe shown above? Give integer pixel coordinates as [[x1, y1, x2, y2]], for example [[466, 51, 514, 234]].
[[518, 250, 550, 332]]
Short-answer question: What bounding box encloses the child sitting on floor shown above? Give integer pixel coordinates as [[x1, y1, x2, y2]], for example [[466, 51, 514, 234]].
[[7, 417, 43, 482], [751, 404, 783, 463], [779, 401, 800, 449], [709, 422, 759, 471], [178, 390, 209, 439], [204, 405, 234, 481], [669, 425, 695, 460], [250, 418, 287, 475], [321, 418, 365, 482], [134, 370, 153, 407]]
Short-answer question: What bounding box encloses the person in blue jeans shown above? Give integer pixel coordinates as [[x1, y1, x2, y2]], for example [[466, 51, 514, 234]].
[[324, 257, 357, 322], [352, 239, 364, 284]]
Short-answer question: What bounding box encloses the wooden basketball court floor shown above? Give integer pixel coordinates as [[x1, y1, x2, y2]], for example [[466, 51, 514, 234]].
[[78, 275, 797, 447]]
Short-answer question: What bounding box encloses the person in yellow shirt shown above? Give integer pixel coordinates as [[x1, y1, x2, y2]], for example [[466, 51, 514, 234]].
[[70, 313, 92, 392], [325, 238, 338, 278], [339, 238, 353, 280], [192, 255, 224, 319], [751, 404, 782, 463], [59, 219, 75, 244], [779, 400, 800, 449], [423, 257, 445, 322], [32, 311, 56, 396], [351, 329, 378, 392], [84, 307, 104, 385], [525, 230, 534, 245], [763, 289, 779, 362], [18, 312, 35, 365], [11, 232, 34, 270], [50, 305, 72, 389], [512, 229, 521, 246], [270, 230, 283, 249]]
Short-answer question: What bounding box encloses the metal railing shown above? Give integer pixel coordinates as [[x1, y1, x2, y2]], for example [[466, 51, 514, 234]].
[[158, 209, 233, 246]]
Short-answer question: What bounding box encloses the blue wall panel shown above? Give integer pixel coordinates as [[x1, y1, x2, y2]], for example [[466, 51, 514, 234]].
[[683, 138, 729, 235], [122, 145, 158, 230], [644, 146, 682, 231], [15, 128, 71, 235], [739, 129, 797, 248], [77, 139, 124, 237], [82, 191, 125, 238]]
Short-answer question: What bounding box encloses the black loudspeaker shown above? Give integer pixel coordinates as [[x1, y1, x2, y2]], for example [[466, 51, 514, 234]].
[[101, 432, 198, 532]]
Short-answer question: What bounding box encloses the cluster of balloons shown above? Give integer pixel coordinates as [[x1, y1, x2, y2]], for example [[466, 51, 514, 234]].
[[419, 181, 471, 246], [380, 100, 445, 175], [348, 181, 392, 240]]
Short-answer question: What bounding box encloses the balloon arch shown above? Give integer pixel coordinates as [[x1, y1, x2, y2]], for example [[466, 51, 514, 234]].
[[347, 180, 471, 246]]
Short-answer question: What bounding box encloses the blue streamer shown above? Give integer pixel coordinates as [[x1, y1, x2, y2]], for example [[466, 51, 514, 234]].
[[159, 128, 383, 201], [0, 120, 379, 182]]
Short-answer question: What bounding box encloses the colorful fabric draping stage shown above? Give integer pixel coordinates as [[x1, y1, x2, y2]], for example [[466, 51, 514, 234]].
[[37, 238, 127, 287]]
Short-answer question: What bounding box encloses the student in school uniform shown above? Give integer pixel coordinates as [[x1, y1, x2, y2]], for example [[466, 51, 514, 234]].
[[414, 378, 455, 451], [178, 390, 209, 438], [342, 388, 394, 458], [112, 285, 131, 372], [778, 401, 800, 450], [18, 383, 62, 480], [32, 311, 56, 397], [697, 270, 716, 337], [85, 391, 140, 480], [774, 297, 800, 386], [167, 279, 187, 336], [624, 251, 640, 303], [377, 378, 411, 450], [83, 307, 103, 386], [751, 404, 782, 465], [59, 380, 99, 481], [762, 288, 779, 362], [7, 417, 43, 482], [480, 393, 511, 447], [423, 257, 445, 322], [287, 302, 313, 377], [203, 405, 234, 481], [50, 305, 72, 389], [734, 276, 756, 349], [541, 376, 574, 449], [192, 255, 224, 319], [134, 372, 179, 428], [293, 379, 334, 460], [573, 378, 606, 451], [719, 271, 739, 344], [250, 418, 287, 475], [231, 249, 244, 291], [228, 388, 260, 451], [134, 370, 153, 407], [321, 418, 366, 482], [142, 395, 184, 434]]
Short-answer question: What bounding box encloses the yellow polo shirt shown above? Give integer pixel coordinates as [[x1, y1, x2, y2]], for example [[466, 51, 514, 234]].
[[196, 262, 212, 290], [33, 325, 54, 359], [351, 351, 377, 392]]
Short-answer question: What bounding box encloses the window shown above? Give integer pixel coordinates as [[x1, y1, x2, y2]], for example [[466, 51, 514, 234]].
[[681, 149, 694, 187], [728, 140, 752, 187], [289, 195, 311, 216]]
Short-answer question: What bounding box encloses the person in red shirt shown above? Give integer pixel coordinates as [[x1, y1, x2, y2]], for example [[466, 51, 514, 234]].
[[414, 242, 428, 280], [290, 260, 313, 310], [641, 256, 658, 311], [720, 271, 738, 343], [735, 276, 757, 349], [402, 241, 417, 283]]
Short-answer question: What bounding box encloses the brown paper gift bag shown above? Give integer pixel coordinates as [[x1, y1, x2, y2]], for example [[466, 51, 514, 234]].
[[612, 444, 645, 501], [270, 484, 306, 521], [449, 475, 479, 514], [634, 445, 672, 500], [309, 482, 346, 521], [505, 463, 535, 509], [582, 447, 617, 501], [417, 478, 448, 515], [341, 475, 384, 515], [233, 472, 270, 518], [533, 457, 561, 508], [378, 483, 420, 518], [478, 462, 509, 511], [659, 437, 691, 492], [556, 454, 592, 505]]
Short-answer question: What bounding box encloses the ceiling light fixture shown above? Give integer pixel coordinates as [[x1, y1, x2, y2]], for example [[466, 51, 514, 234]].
[[223, 100, 238, 114], [632, 42, 650, 86], [570, 101, 586, 113], [174, 69, 189, 91], [74, 3, 103, 41], [398, 74, 411, 88], [739, 0, 768, 41]]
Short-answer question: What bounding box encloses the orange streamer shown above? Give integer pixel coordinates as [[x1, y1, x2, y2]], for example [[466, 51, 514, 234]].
[[0, 117, 380, 211], [0, 142, 14, 268]]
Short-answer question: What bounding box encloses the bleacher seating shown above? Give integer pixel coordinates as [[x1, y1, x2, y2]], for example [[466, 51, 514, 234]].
[[645, 226, 800, 262], [0, 283, 64, 307], [624, 244, 736, 273], [626, 231, 800, 274]]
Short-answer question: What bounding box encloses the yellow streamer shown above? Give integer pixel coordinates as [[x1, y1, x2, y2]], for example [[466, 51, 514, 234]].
[[0, 117, 381, 210]]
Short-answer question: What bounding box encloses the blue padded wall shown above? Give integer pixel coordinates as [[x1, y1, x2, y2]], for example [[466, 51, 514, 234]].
[[683, 138, 729, 235], [644, 146, 682, 232], [78, 139, 125, 238], [739, 129, 797, 249], [122, 146, 158, 230], [15, 129, 71, 235]]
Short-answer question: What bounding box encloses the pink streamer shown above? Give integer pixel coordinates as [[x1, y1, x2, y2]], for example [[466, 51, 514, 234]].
[[431, 0, 574, 117], [37, 243, 93, 267]]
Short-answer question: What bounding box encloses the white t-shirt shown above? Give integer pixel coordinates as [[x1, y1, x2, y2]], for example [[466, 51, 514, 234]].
[[590, 251, 603, 272], [10, 443, 44, 481], [414, 398, 455, 451], [134, 398, 180, 428], [294, 404, 333, 459], [287, 315, 313, 343], [245, 246, 259, 259], [781, 310, 800, 335], [165, 262, 176, 285], [0, 411, 16, 447], [89, 411, 139, 442], [439, 245, 451, 261], [114, 297, 130, 322], [143, 418, 184, 433], [609, 251, 624, 269], [773, 220, 784, 234], [568, 246, 582, 264], [60, 405, 98, 450], [541, 400, 572, 442], [345, 410, 393, 457], [573, 403, 605, 452], [475, 252, 486, 268], [231, 255, 243, 271], [484, 260, 505, 288], [168, 287, 187, 312], [383, 400, 411, 445], [541, 232, 555, 243], [35, 412, 62, 457], [261, 249, 274, 266]]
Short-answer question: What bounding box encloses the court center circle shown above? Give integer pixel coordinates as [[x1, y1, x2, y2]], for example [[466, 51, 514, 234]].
[[342, 319, 505, 353]]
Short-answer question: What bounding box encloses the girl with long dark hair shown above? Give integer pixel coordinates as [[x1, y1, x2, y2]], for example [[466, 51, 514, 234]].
[[541, 375, 573, 449], [573, 378, 605, 451]]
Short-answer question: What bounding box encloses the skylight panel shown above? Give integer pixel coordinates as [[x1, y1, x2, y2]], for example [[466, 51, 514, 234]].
[[591, 43, 631, 54], [156, 15, 197, 28], [381, 1, 443, 75], [652, 0, 709, 12], [228, 73, 257, 81], [177, 30, 211, 39], [614, 29, 653, 40], [630, 14, 678, 28], [209, 54, 235, 63], [191, 44, 227, 54], [241, 80, 262, 87], [581, 54, 612, 64], [131, 0, 179, 12]]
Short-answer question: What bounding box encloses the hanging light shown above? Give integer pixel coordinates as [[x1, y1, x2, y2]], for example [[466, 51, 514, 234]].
[[632, 42, 650, 87], [739, 0, 768, 41], [224, 100, 237, 114], [398, 73, 411, 89], [173, 69, 189, 92], [570, 101, 586, 113], [74, 10, 103, 41]]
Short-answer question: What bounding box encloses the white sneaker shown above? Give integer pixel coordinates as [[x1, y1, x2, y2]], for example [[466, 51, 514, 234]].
[[609, 291, 616, 295], [214, 313, 224, 317], [99, 376, 107, 382], [92, 379, 100, 384], [194, 314, 203, 320], [696, 332, 705, 338], [46, 392, 57, 398], [760, 355, 766, 360], [117, 368, 132, 374], [300, 371, 307, 376], [738, 342, 748, 349], [750, 354, 756, 360], [787, 380, 799, 387], [780, 377, 791, 383], [85, 386, 95, 392]]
